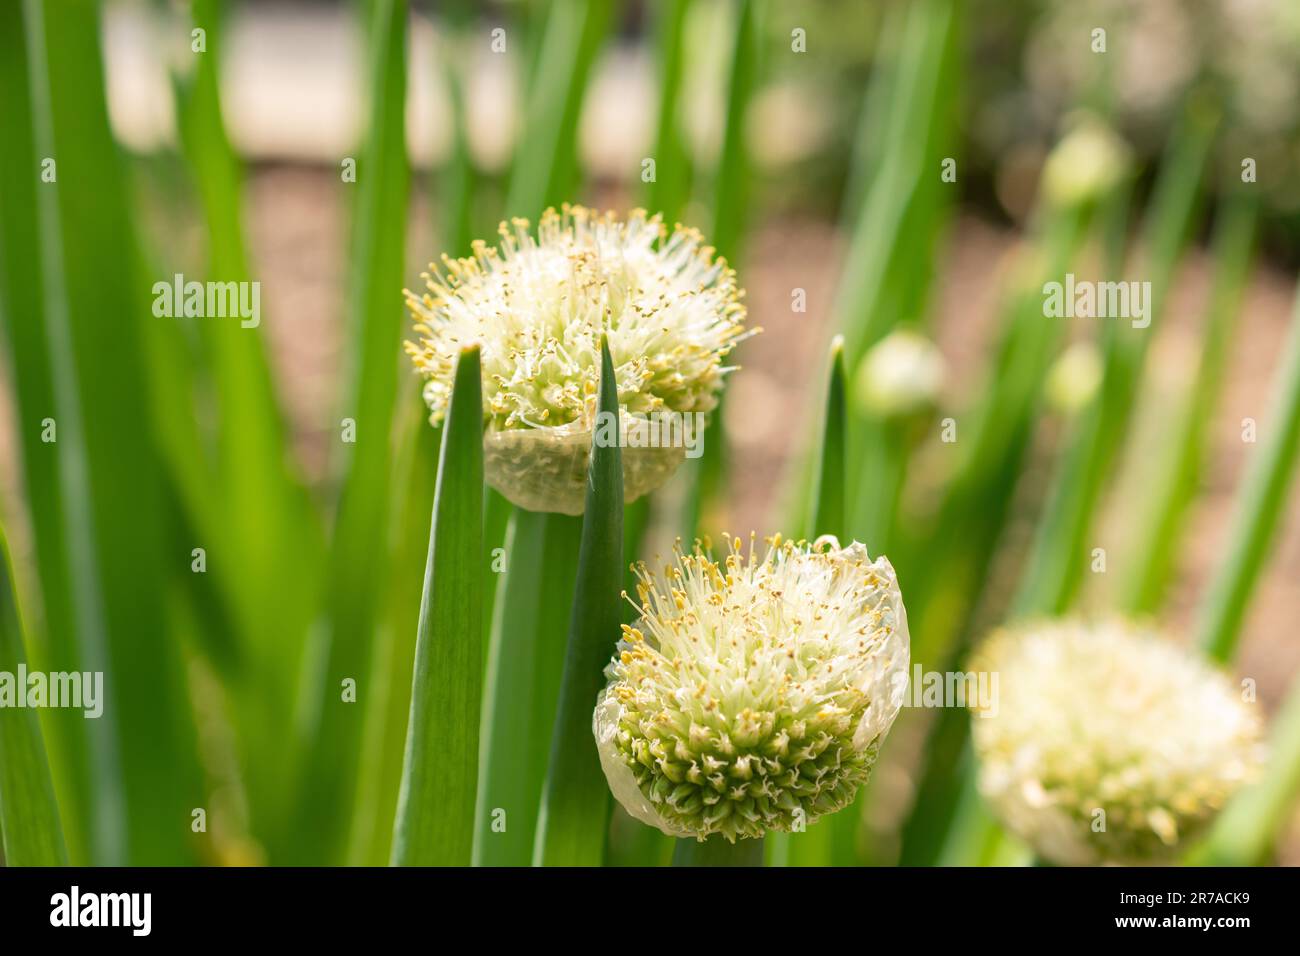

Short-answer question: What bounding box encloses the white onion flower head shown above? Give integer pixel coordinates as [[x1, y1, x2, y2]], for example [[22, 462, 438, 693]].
[[854, 328, 946, 418], [970, 619, 1264, 866], [594, 534, 909, 843], [404, 205, 751, 514]]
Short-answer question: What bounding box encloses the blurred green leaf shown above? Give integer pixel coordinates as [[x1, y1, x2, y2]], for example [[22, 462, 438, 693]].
[[345, 403, 438, 865], [706, 0, 758, 264], [823, 0, 956, 550], [0, 524, 68, 866], [0, 0, 91, 862], [505, 0, 614, 216], [1013, 108, 1214, 616], [834, 0, 957, 366], [391, 346, 485, 866], [535, 338, 623, 865], [0, 0, 204, 865], [893, 199, 1093, 867], [298, 0, 410, 864], [1196, 281, 1300, 662], [644, 0, 693, 222], [1127, 197, 1257, 614], [680, 0, 760, 541], [174, 0, 326, 858]]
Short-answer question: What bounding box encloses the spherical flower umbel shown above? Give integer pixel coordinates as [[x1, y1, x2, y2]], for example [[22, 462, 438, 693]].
[[594, 534, 909, 843], [970, 619, 1264, 866], [403, 205, 751, 514]]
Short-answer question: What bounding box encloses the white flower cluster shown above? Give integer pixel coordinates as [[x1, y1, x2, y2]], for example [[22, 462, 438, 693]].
[[594, 535, 909, 843], [970, 619, 1264, 865], [404, 205, 751, 514]]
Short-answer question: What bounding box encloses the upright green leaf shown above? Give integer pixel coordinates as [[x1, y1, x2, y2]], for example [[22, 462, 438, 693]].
[[0, 525, 67, 866], [534, 338, 624, 866], [391, 347, 484, 866]]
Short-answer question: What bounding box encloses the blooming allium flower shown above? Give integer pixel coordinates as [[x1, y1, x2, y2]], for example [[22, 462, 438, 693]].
[[404, 205, 750, 514], [970, 619, 1264, 865], [594, 534, 909, 843]]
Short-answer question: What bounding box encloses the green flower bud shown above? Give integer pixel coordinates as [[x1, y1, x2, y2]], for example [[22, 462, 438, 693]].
[[854, 328, 946, 419], [1041, 115, 1131, 209]]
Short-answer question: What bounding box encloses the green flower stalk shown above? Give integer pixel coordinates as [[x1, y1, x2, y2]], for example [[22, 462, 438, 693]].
[[970, 620, 1264, 865], [594, 535, 909, 843], [404, 205, 752, 514]]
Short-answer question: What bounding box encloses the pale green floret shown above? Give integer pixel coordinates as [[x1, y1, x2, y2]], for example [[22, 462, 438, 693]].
[[594, 535, 910, 843], [404, 205, 752, 514], [970, 619, 1265, 865]]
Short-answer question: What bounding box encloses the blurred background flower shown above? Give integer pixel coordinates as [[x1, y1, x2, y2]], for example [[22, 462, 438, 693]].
[[970, 619, 1263, 865]]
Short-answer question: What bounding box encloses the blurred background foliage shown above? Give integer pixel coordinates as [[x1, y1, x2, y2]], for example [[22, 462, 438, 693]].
[[1, 0, 1299, 866]]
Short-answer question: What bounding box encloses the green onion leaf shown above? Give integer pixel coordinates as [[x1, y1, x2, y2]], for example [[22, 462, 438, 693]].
[[391, 346, 485, 866], [534, 338, 624, 866]]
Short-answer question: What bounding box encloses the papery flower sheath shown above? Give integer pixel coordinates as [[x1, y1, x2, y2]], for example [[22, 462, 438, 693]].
[[970, 619, 1264, 866], [593, 535, 909, 843], [404, 205, 751, 514]]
